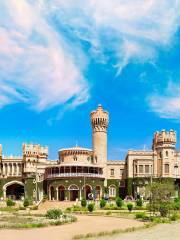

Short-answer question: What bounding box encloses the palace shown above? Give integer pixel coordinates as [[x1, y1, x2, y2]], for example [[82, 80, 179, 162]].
[[0, 104, 180, 201]]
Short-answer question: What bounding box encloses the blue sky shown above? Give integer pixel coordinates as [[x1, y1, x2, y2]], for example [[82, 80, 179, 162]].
[[0, 0, 180, 160]]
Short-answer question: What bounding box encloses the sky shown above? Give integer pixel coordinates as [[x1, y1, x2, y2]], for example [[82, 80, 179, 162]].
[[0, 0, 180, 160]]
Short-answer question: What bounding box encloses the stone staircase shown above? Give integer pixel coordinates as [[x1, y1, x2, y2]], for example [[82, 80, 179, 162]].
[[38, 201, 78, 211]]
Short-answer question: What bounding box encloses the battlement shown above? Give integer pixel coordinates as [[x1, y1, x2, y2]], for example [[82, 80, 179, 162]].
[[90, 104, 109, 132], [152, 129, 176, 149], [22, 143, 48, 157]]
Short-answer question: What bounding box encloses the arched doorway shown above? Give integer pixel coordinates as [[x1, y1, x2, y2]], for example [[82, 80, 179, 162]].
[[82, 185, 92, 200], [68, 185, 79, 201], [95, 186, 101, 200], [50, 186, 55, 200], [58, 185, 65, 201], [4, 181, 24, 200]]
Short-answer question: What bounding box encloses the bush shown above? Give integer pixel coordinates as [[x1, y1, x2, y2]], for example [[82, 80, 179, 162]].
[[23, 198, 30, 208], [19, 206, 26, 210], [72, 205, 81, 212], [135, 212, 146, 219], [116, 197, 123, 208], [87, 203, 94, 212], [30, 205, 38, 210], [170, 213, 178, 221], [6, 198, 15, 207], [159, 205, 168, 217], [136, 198, 143, 207], [127, 203, 133, 212], [46, 209, 63, 219], [81, 198, 87, 207], [100, 199, 106, 208]]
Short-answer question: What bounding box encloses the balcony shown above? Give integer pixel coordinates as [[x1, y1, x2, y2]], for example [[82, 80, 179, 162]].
[[46, 172, 104, 179]]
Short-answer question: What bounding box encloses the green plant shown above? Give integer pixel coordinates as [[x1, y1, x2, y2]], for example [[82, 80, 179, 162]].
[[72, 205, 81, 212], [135, 212, 146, 219], [127, 203, 133, 212], [19, 206, 26, 210], [170, 213, 178, 221], [46, 209, 63, 219], [159, 205, 168, 217], [30, 205, 38, 210], [23, 198, 30, 208], [87, 203, 94, 212], [116, 197, 123, 208], [6, 198, 15, 207], [100, 199, 106, 208], [81, 198, 87, 207], [136, 198, 143, 207]]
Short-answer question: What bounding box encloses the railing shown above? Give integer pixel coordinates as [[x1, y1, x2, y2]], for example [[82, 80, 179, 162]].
[[46, 172, 104, 179]]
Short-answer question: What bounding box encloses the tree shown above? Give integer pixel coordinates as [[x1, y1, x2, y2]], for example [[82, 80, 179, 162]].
[[145, 180, 174, 217]]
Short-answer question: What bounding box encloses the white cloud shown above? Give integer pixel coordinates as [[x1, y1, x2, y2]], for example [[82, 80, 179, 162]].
[[0, 0, 88, 111], [0, 0, 180, 111], [148, 82, 180, 119], [47, 0, 180, 71]]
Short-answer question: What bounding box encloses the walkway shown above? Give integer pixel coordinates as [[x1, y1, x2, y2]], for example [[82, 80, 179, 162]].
[[0, 215, 144, 240], [99, 221, 180, 240]]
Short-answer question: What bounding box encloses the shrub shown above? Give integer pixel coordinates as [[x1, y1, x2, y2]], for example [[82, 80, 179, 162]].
[[30, 205, 38, 210], [170, 213, 178, 221], [6, 198, 15, 207], [159, 205, 168, 217], [87, 203, 94, 212], [19, 206, 25, 210], [23, 198, 30, 208], [81, 198, 87, 207], [72, 205, 81, 212], [116, 197, 123, 208], [65, 207, 72, 213], [135, 212, 146, 219], [127, 203, 133, 212], [100, 199, 106, 208], [46, 209, 63, 219], [136, 198, 143, 207]]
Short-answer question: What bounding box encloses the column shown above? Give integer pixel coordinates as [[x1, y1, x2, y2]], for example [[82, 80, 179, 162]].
[[56, 187, 59, 201], [17, 163, 19, 176]]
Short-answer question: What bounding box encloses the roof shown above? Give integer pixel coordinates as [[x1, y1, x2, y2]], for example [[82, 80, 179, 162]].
[[58, 146, 93, 153]]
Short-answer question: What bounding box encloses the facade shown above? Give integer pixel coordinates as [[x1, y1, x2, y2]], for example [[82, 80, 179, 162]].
[[0, 104, 180, 201]]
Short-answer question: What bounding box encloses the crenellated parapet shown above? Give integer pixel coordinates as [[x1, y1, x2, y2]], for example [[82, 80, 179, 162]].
[[22, 143, 48, 158], [152, 129, 176, 150], [91, 104, 109, 133]]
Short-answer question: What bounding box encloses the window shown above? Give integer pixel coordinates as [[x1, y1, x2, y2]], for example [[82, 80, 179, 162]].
[[120, 180, 125, 187], [109, 185, 116, 197], [87, 157, 90, 162], [134, 165, 138, 174], [166, 151, 168, 157], [73, 155, 77, 161], [145, 165, 149, 173], [110, 169, 114, 176], [139, 165, 143, 174], [120, 169, 123, 176], [159, 151, 162, 158], [164, 164, 169, 174], [174, 165, 178, 175]]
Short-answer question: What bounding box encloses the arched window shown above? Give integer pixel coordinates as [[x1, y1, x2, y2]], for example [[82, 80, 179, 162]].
[[109, 185, 116, 198], [73, 155, 77, 161], [164, 164, 169, 174], [166, 151, 168, 157]]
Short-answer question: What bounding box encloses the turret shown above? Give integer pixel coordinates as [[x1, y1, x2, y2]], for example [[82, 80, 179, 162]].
[[152, 130, 176, 177], [90, 104, 109, 166], [22, 143, 48, 174]]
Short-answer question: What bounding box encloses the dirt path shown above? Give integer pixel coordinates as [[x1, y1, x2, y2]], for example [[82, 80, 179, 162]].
[[0, 215, 144, 240], [98, 221, 180, 240]]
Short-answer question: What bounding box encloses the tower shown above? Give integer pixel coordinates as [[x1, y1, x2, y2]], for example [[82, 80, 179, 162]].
[[152, 130, 176, 177], [0, 144, 2, 176], [90, 104, 109, 166]]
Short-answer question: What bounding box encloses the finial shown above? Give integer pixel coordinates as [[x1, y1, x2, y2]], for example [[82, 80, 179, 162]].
[[98, 104, 102, 109]]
